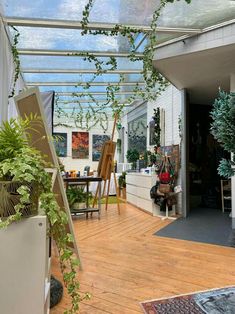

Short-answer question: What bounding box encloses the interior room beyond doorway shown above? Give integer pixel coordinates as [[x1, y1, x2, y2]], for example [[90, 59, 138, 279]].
[[188, 103, 230, 212]]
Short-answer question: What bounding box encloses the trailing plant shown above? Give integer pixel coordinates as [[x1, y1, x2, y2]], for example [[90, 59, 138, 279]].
[[54, 0, 192, 129], [0, 116, 90, 313], [210, 90, 235, 178], [9, 26, 20, 98], [152, 108, 161, 147]]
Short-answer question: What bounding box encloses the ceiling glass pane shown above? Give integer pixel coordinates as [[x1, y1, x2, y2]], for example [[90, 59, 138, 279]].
[[23, 73, 144, 83], [20, 56, 143, 70], [37, 85, 143, 93], [3, 0, 235, 31], [12, 26, 133, 52], [158, 0, 235, 29], [2, 0, 160, 25]]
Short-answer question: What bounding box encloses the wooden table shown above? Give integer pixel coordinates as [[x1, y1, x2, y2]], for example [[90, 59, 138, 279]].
[[64, 176, 102, 219]]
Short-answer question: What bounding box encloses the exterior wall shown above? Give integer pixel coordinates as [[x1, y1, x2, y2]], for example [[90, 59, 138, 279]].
[[54, 118, 117, 172], [147, 85, 183, 214], [155, 23, 235, 61], [147, 85, 181, 149], [121, 84, 183, 214]]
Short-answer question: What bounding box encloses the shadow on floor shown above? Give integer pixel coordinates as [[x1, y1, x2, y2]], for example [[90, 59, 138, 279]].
[[155, 208, 232, 247]]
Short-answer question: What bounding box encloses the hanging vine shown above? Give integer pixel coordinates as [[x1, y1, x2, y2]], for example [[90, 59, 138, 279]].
[[153, 107, 161, 147], [54, 0, 192, 130], [8, 26, 20, 98]]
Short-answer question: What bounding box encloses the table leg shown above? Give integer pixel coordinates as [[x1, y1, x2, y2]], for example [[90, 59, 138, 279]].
[[98, 182, 101, 219]]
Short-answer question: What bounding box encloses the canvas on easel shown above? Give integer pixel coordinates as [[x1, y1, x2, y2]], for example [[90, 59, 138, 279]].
[[93, 114, 120, 213], [14, 87, 81, 264]]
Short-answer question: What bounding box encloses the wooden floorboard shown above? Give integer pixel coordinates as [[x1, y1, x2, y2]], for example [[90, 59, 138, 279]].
[[51, 203, 235, 313]]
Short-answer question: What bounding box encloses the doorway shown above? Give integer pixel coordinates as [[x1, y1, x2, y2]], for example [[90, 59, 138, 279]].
[[188, 103, 229, 211]]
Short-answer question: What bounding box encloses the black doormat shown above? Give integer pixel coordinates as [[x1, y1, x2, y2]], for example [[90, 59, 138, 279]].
[[155, 208, 232, 247]]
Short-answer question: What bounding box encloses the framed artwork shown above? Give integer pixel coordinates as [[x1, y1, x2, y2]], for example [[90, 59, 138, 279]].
[[128, 114, 147, 154], [149, 119, 155, 146], [92, 134, 110, 161], [72, 132, 89, 159], [53, 133, 67, 157]]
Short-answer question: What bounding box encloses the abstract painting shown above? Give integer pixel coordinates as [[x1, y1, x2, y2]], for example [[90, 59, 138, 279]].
[[53, 133, 67, 157], [92, 134, 110, 161], [72, 132, 89, 159]]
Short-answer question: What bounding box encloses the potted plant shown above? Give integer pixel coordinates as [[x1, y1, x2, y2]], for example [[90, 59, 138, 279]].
[[126, 149, 139, 170], [66, 186, 92, 210], [0, 115, 89, 313], [118, 172, 127, 199]]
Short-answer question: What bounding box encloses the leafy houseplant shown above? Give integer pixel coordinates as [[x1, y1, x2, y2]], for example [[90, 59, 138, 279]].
[[0, 116, 89, 313], [210, 90, 235, 178], [66, 186, 92, 210], [118, 172, 126, 189], [126, 149, 140, 170], [118, 172, 126, 199]]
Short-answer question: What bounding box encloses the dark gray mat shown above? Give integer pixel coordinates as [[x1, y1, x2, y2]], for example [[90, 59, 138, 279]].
[[155, 208, 232, 247]]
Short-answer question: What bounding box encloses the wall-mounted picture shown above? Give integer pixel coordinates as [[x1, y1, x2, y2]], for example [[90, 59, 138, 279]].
[[72, 132, 89, 159], [92, 134, 110, 161], [53, 133, 67, 157], [149, 119, 155, 146]]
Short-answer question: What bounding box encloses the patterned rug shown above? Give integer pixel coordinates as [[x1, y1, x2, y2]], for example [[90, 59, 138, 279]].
[[140, 286, 235, 314]]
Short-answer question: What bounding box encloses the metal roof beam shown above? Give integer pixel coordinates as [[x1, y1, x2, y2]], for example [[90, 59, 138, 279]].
[[18, 49, 144, 58], [57, 100, 109, 103], [21, 68, 142, 74], [56, 91, 143, 96], [27, 82, 145, 86], [6, 17, 202, 34]]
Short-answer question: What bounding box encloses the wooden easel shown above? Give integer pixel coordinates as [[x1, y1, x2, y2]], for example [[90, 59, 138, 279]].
[[14, 87, 82, 268], [93, 114, 120, 213]]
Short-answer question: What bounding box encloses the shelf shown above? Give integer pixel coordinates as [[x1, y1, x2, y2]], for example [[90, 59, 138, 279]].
[[71, 207, 100, 214]]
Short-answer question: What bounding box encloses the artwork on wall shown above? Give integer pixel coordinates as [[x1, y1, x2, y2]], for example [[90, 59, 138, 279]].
[[72, 132, 89, 159], [53, 133, 67, 157], [92, 134, 110, 161], [128, 114, 147, 154], [149, 119, 155, 146]]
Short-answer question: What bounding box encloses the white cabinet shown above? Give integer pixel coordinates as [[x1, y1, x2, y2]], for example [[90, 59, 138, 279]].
[[0, 215, 50, 314], [126, 173, 160, 216]]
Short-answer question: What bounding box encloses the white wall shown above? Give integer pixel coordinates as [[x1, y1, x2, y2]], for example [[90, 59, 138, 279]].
[[147, 85, 182, 149], [54, 118, 117, 172], [121, 84, 183, 213]]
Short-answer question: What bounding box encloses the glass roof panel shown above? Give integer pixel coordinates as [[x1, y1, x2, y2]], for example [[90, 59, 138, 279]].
[[12, 26, 133, 52], [3, 0, 235, 29], [23, 73, 144, 83], [37, 85, 142, 93], [158, 0, 235, 29], [19, 56, 143, 70], [2, 0, 160, 25]]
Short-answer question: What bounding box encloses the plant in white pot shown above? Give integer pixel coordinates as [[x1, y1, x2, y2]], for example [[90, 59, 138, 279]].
[[0, 115, 89, 313]]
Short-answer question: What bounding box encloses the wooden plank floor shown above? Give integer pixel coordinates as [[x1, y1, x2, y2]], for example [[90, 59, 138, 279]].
[[51, 203, 235, 313]]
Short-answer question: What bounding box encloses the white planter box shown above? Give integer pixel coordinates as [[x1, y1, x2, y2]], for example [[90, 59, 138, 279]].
[[0, 215, 50, 314]]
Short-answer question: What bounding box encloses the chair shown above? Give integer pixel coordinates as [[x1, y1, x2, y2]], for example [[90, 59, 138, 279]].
[[221, 179, 231, 212]]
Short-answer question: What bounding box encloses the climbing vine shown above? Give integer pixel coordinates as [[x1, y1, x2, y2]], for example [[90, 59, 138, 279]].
[[9, 26, 20, 98], [54, 0, 192, 130], [153, 108, 161, 147]]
